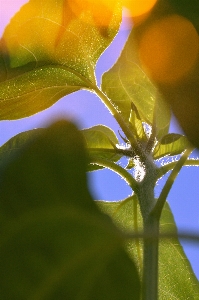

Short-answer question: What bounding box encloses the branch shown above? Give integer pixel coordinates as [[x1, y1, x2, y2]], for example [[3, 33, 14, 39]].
[[156, 157, 199, 179], [152, 148, 194, 218], [89, 158, 138, 192]]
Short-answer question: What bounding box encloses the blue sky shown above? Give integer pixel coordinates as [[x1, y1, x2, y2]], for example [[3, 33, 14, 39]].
[[1, 0, 199, 279]]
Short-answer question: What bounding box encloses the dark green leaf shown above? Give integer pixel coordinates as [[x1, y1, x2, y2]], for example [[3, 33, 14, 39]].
[[0, 128, 44, 172], [97, 199, 199, 299], [0, 120, 140, 300], [101, 30, 171, 140], [160, 133, 182, 145], [0, 0, 122, 120]]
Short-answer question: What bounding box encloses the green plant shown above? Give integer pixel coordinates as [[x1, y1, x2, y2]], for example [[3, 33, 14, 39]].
[[0, 1, 199, 299]]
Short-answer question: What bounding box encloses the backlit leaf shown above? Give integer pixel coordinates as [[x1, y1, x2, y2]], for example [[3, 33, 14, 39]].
[[153, 134, 191, 159], [160, 133, 182, 145], [126, 158, 135, 170], [82, 125, 121, 171], [0, 120, 140, 300], [129, 102, 147, 141], [97, 199, 199, 299], [0, 0, 122, 120], [101, 30, 171, 140]]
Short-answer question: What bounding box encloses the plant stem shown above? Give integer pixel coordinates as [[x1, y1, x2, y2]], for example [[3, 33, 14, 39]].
[[141, 147, 193, 300], [136, 159, 157, 220], [92, 86, 161, 297], [135, 158, 158, 300], [156, 156, 199, 179], [92, 86, 148, 163], [142, 215, 159, 300]]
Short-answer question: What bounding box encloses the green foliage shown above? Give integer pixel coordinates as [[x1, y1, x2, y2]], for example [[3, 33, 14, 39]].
[[101, 30, 170, 140], [0, 1, 199, 299], [153, 134, 191, 159], [0, 128, 44, 171], [0, 121, 140, 299], [98, 200, 199, 299], [0, 0, 121, 120], [82, 125, 121, 171]]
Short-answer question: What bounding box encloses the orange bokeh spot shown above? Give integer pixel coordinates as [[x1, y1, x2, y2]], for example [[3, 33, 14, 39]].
[[67, 0, 119, 27], [67, 0, 157, 27], [138, 15, 199, 84], [123, 0, 157, 17]]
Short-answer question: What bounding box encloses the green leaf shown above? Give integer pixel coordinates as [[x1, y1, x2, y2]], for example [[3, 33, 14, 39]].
[[0, 120, 140, 300], [161, 133, 183, 145], [153, 134, 191, 159], [97, 199, 143, 270], [82, 125, 121, 171], [126, 158, 135, 170], [129, 102, 147, 141], [0, 0, 122, 120], [0, 128, 44, 172], [97, 199, 199, 299], [101, 30, 171, 139]]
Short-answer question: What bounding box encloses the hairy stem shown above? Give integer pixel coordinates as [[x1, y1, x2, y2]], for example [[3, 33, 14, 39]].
[[140, 147, 193, 299], [137, 168, 158, 300], [136, 159, 157, 220], [92, 86, 148, 163], [142, 215, 159, 300]]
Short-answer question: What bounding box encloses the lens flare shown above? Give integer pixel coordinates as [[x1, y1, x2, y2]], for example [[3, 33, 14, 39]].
[[123, 0, 157, 17], [67, 0, 157, 28], [138, 15, 199, 84], [67, 0, 119, 27]]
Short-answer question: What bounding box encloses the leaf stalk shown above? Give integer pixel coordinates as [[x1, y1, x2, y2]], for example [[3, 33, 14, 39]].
[[152, 148, 193, 219], [89, 158, 138, 192]]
